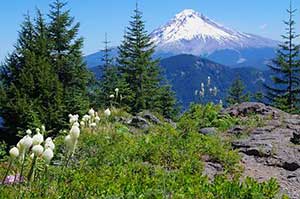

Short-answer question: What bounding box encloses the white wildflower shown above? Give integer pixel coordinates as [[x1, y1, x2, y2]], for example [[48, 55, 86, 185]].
[[70, 125, 80, 139], [73, 122, 80, 127], [104, 108, 111, 117], [89, 123, 97, 129], [45, 137, 55, 150], [88, 108, 95, 116], [32, 133, 44, 146], [42, 148, 54, 164], [195, 90, 198, 96], [32, 145, 44, 156], [82, 115, 90, 122], [109, 94, 115, 99], [95, 116, 100, 123], [26, 129, 32, 135], [9, 147, 19, 159], [41, 125, 46, 132]]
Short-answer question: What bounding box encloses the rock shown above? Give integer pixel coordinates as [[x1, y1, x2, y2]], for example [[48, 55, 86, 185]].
[[127, 116, 150, 129], [222, 102, 285, 118], [199, 127, 217, 135], [227, 125, 246, 135], [203, 162, 223, 180], [229, 104, 300, 198], [138, 111, 162, 124]]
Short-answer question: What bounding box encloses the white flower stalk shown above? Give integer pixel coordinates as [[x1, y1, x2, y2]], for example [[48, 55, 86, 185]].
[[194, 90, 198, 96], [32, 133, 44, 146], [89, 123, 97, 129], [70, 125, 80, 139], [213, 86, 218, 96], [41, 125, 46, 133], [219, 99, 223, 107], [109, 94, 115, 99], [207, 76, 211, 87], [42, 148, 54, 164], [82, 115, 90, 121], [36, 128, 40, 134], [64, 135, 73, 151], [45, 137, 55, 150], [17, 135, 33, 160], [209, 88, 213, 94], [201, 82, 205, 89], [32, 145, 44, 156], [95, 116, 100, 123], [88, 108, 95, 116], [73, 122, 80, 127], [104, 108, 111, 117], [199, 91, 205, 97], [80, 121, 85, 127], [115, 88, 119, 93], [9, 147, 19, 159], [26, 129, 32, 135]]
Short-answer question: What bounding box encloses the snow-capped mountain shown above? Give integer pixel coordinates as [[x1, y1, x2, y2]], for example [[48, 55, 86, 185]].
[[150, 9, 277, 56]]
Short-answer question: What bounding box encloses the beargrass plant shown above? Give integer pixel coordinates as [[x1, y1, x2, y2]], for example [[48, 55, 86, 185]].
[[0, 106, 283, 198]]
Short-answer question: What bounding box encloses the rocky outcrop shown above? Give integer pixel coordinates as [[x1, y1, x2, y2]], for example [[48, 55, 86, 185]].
[[223, 102, 300, 198], [199, 127, 217, 135], [222, 102, 286, 118], [125, 111, 176, 132]]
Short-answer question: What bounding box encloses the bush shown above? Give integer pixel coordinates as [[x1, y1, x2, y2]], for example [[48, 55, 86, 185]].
[[178, 103, 239, 133], [0, 109, 282, 198]]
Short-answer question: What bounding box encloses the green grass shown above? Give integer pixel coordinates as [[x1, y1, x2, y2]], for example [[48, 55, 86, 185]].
[[0, 106, 282, 198]]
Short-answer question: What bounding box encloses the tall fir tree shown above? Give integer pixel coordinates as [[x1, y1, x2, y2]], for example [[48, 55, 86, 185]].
[[48, 0, 92, 115], [117, 4, 177, 117], [95, 33, 132, 109], [0, 11, 64, 137], [265, 2, 300, 112], [226, 76, 250, 106]]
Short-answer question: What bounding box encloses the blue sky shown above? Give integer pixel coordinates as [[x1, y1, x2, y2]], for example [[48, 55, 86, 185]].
[[1, 0, 299, 62]]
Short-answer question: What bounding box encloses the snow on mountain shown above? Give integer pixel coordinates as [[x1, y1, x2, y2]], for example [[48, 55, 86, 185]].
[[150, 9, 277, 56]]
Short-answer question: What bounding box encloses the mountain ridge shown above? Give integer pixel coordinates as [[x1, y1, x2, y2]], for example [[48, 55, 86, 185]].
[[150, 9, 277, 56]]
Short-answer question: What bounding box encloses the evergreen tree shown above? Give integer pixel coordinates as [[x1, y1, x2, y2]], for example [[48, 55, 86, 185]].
[[226, 76, 250, 106], [0, 11, 64, 136], [264, 2, 300, 112], [117, 4, 176, 116], [155, 84, 180, 119], [94, 33, 132, 109], [48, 0, 92, 115]]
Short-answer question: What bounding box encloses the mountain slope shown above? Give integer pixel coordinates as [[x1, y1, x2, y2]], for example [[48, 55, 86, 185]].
[[151, 9, 277, 56], [160, 54, 271, 108]]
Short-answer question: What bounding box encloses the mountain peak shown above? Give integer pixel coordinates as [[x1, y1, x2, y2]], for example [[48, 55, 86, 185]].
[[174, 9, 207, 21], [175, 9, 199, 17], [150, 9, 277, 56]]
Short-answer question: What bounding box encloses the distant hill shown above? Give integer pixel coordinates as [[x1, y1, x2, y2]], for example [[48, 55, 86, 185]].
[[89, 54, 272, 109]]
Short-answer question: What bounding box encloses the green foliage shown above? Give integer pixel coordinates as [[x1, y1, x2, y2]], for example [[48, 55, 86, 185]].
[[264, 3, 300, 113], [117, 5, 177, 118], [178, 103, 239, 133], [48, 0, 92, 116], [0, 119, 280, 198], [94, 34, 133, 110], [0, 1, 92, 138], [226, 76, 250, 106], [0, 12, 65, 136]]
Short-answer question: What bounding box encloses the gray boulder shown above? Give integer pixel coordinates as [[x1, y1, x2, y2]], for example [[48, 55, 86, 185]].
[[199, 127, 217, 135]]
